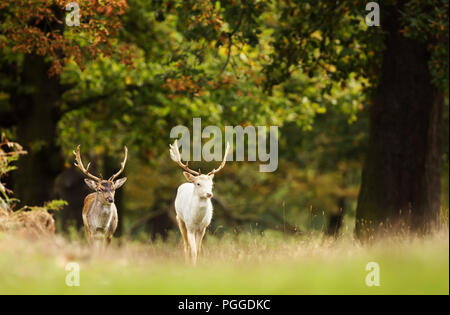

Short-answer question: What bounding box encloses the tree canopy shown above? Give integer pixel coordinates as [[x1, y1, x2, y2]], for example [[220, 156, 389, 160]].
[[0, 0, 448, 237]]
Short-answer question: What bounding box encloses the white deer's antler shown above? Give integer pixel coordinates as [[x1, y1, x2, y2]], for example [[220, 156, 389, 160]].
[[207, 142, 230, 176], [169, 140, 200, 176]]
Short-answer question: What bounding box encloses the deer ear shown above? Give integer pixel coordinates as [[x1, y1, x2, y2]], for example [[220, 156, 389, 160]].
[[113, 177, 127, 189], [183, 172, 196, 182], [84, 179, 98, 191]]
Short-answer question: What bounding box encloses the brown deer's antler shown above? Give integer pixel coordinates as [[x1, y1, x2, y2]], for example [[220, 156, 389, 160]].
[[169, 140, 200, 176], [109, 146, 128, 181], [73, 145, 101, 182], [207, 142, 230, 175]]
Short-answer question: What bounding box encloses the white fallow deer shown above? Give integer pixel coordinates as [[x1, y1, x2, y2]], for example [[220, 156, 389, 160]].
[[169, 140, 230, 264], [73, 145, 128, 249]]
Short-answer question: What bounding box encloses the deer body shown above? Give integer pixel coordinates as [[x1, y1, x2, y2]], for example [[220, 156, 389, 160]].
[[175, 182, 213, 232], [169, 140, 230, 264], [73, 145, 127, 249], [82, 192, 118, 246]]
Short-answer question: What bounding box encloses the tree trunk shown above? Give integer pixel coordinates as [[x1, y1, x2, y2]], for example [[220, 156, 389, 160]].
[[12, 54, 63, 206], [327, 197, 345, 238], [355, 5, 444, 238]]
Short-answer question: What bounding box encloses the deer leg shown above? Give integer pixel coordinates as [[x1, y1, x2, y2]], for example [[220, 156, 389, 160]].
[[105, 235, 112, 247], [92, 229, 107, 253], [195, 227, 207, 255], [176, 216, 189, 258], [84, 225, 94, 247], [187, 230, 197, 265]]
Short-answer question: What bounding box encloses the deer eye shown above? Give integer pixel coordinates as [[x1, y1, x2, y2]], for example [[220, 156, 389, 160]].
[[197, 183, 200, 186]]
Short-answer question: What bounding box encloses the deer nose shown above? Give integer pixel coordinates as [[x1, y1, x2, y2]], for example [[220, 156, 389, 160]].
[[106, 197, 114, 203], [206, 193, 213, 199]]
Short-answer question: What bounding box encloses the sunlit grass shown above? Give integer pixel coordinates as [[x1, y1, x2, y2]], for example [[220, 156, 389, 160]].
[[0, 229, 448, 295]]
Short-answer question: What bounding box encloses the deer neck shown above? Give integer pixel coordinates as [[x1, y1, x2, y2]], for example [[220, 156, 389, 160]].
[[192, 193, 211, 214], [89, 192, 114, 229], [92, 193, 113, 212]]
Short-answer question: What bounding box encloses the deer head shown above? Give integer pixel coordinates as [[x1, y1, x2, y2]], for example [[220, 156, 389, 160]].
[[169, 140, 230, 199], [73, 145, 128, 204]]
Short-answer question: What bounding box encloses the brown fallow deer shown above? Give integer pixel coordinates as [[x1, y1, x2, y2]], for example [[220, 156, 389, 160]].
[[73, 145, 128, 249], [169, 140, 230, 264]]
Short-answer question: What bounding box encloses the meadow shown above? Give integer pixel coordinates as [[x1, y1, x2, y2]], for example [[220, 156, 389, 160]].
[[0, 229, 448, 295], [0, 1, 448, 298]]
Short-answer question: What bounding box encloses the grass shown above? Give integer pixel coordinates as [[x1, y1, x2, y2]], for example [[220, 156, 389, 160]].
[[0, 229, 448, 295]]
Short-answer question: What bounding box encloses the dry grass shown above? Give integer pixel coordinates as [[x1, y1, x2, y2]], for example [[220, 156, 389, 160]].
[[0, 227, 448, 294], [0, 208, 55, 239]]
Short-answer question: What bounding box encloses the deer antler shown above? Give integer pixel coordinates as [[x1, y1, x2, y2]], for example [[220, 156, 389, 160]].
[[169, 140, 200, 176], [207, 142, 230, 176], [109, 146, 128, 181], [73, 145, 101, 182]]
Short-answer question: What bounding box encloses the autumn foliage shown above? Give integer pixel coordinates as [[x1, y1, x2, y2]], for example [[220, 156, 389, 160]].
[[0, 0, 128, 75]]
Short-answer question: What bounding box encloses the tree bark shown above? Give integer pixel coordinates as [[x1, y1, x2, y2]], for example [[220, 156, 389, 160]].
[[12, 54, 63, 207], [3, 5, 66, 208], [355, 5, 444, 238], [327, 197, 345, 238]]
